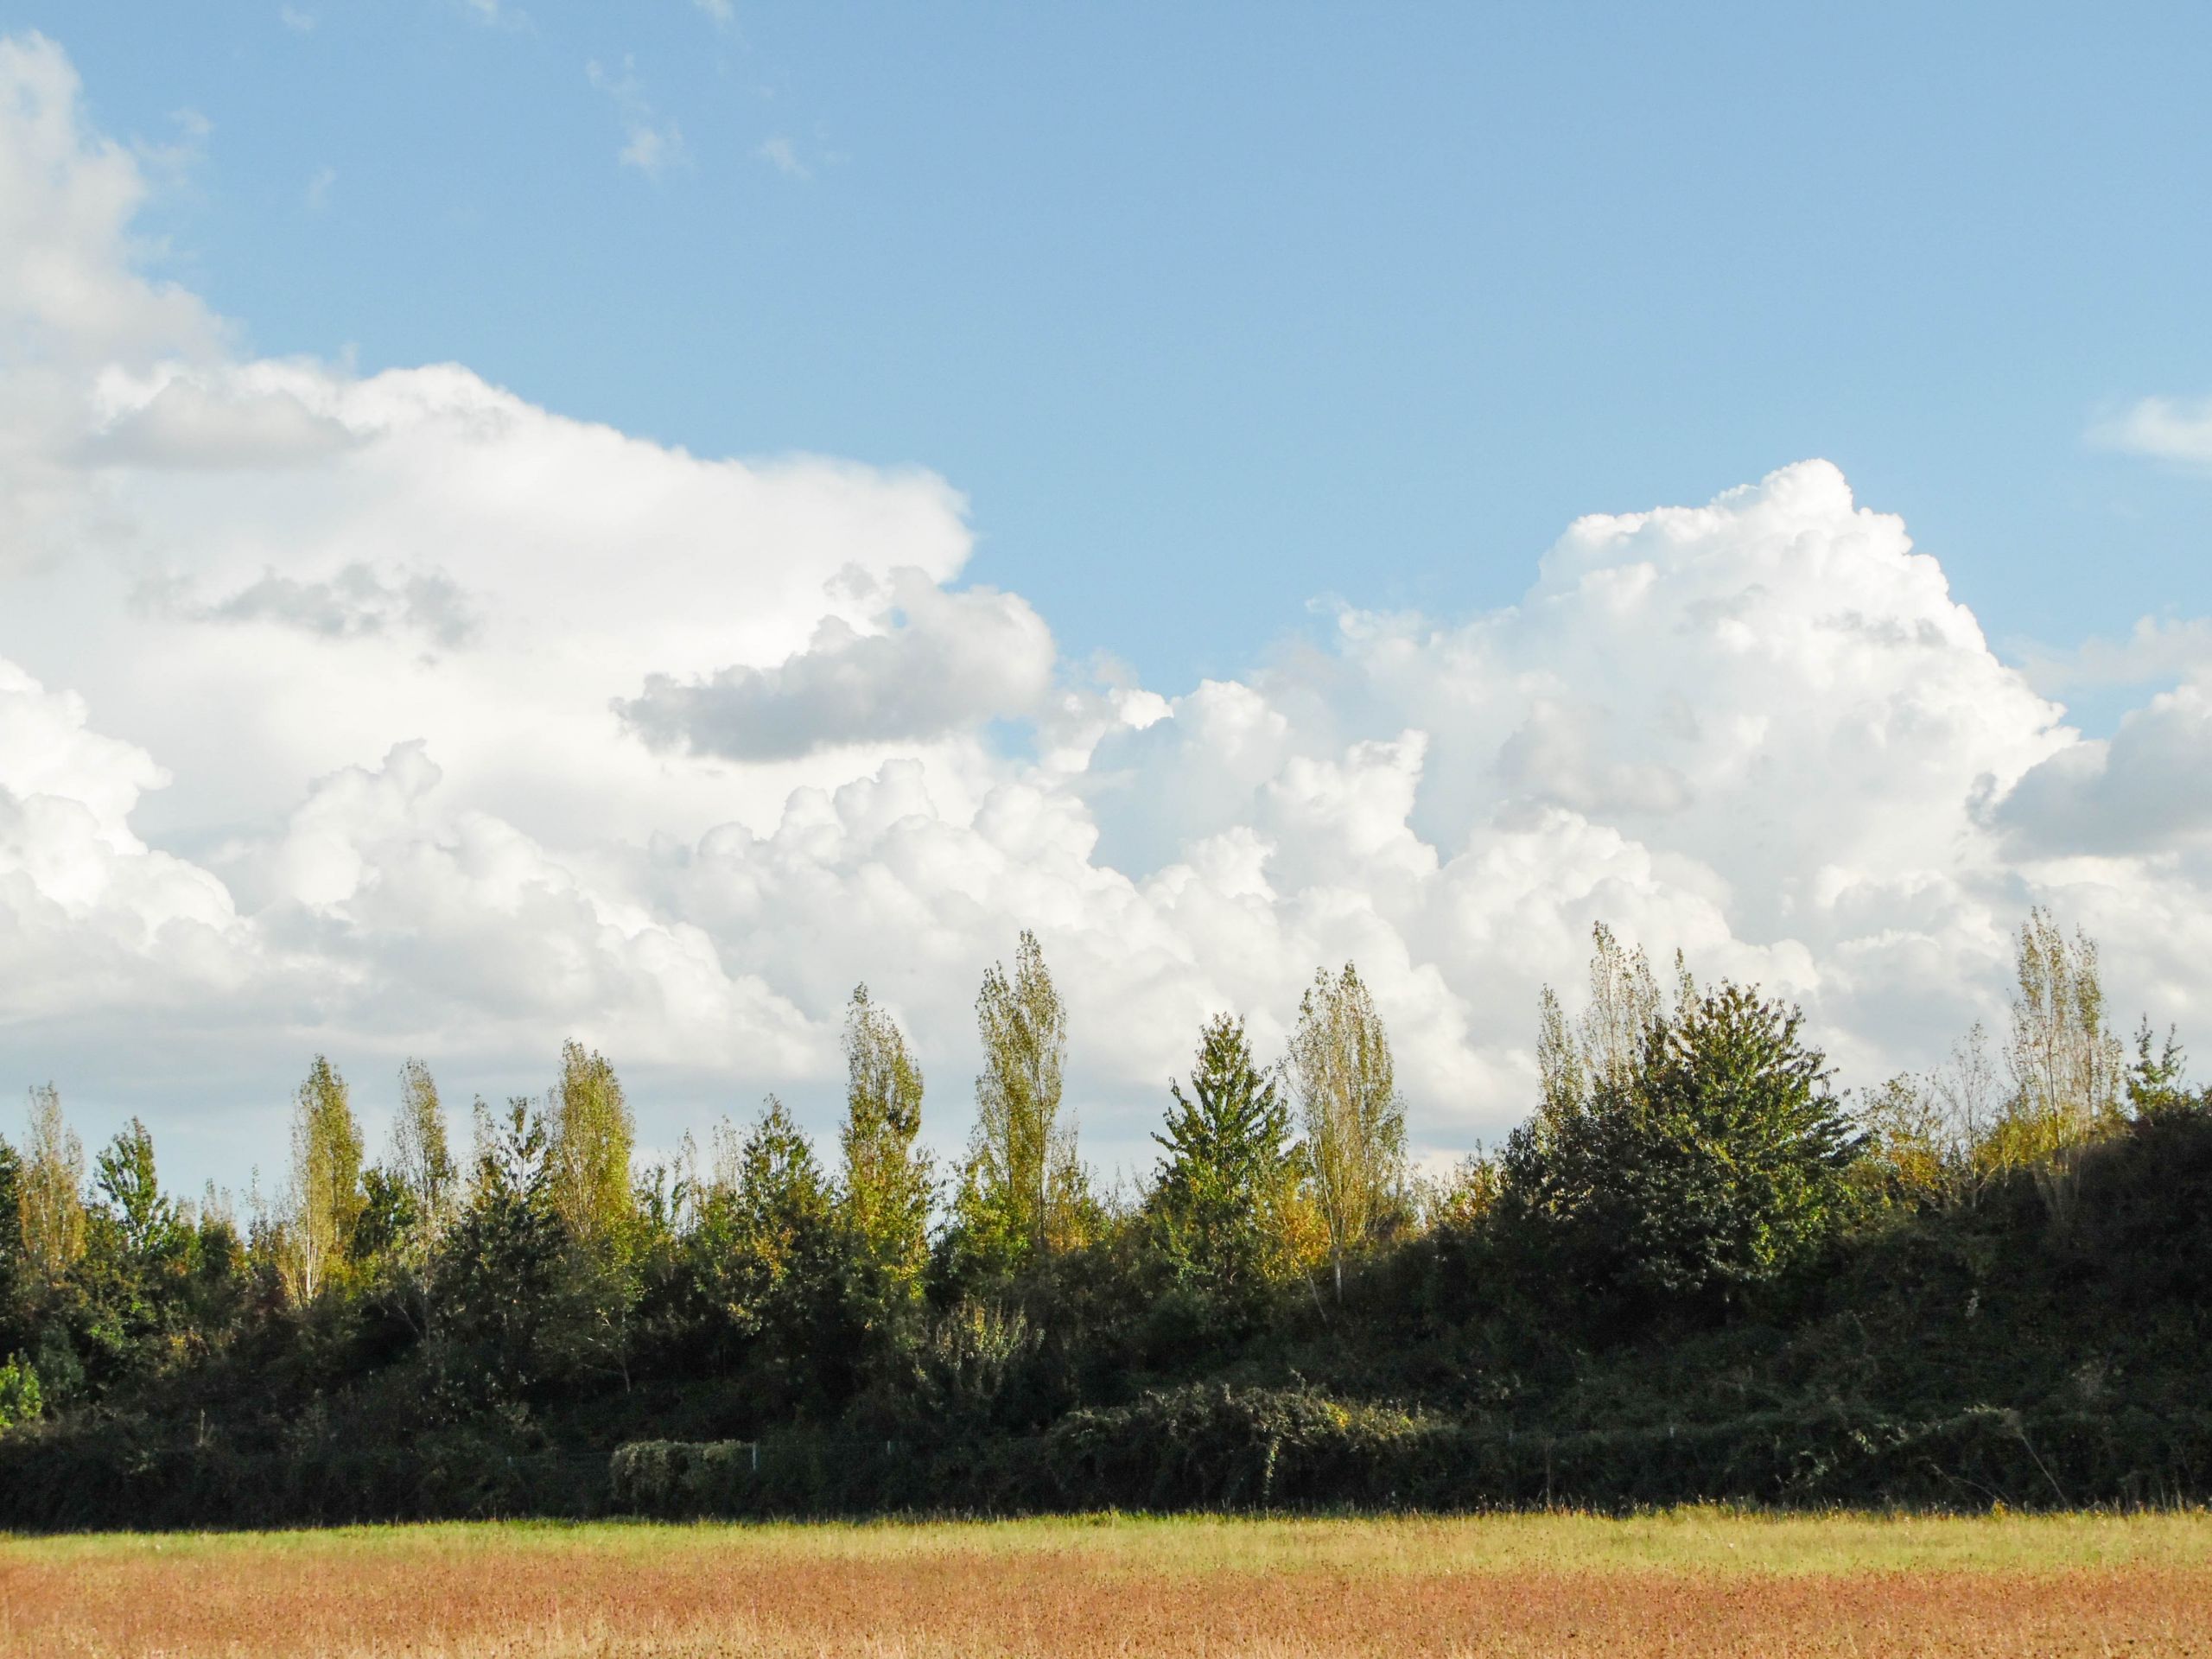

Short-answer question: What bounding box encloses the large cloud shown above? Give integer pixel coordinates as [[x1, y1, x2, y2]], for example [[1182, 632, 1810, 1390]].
[[3, 30, 2208, 1186]]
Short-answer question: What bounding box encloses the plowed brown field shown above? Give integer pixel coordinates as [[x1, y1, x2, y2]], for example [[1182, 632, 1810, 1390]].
[[3, 1511, 2208, 1657]]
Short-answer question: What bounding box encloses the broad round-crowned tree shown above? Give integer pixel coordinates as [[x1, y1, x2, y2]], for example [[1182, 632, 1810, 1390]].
[[1504, 982, 1860, 1321]]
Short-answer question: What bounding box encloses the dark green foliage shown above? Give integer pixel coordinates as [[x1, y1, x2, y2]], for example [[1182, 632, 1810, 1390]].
[[5, 961, 2212, 1529], [683, 1098, 849, 1415], [0, 1137, 25, 1358], [1147, 1016, 1294, 1312], [425, 1099, 571, 1404], [605, 1390, 2212, 1519], [1503, 982, 1860, 1324]]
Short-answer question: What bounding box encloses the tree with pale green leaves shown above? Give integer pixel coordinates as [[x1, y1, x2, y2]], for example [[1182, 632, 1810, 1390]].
[[17, 1084, 85, 1291], [1289, 963, 1406, 1298], [547, 1041, 634, 1249], [956, 931, 1090, 1269], [836, 985, 933, 1357], [284, 1056, 364, 1302], [392, 1057, 458, 1245]]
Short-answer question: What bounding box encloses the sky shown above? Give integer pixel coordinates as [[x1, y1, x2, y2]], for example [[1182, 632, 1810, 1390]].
[[3, 4, 2212, 1197]]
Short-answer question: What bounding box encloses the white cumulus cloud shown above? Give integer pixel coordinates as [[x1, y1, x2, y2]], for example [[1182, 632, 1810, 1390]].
[[4, 32, 2212, 1190]]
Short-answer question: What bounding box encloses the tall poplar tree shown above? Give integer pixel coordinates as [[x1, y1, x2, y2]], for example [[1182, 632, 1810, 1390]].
[[17, 1084, 85, 1291], [547, 1041, 635, 1248], [837, 985, 933, 1351], [1289, 963, 1405, 1297], [1999, 909, 2126, 1157], [286, 1056, 364, 1302], [957, 931, 1085, 1268], [391, 1057, 457, 1244]]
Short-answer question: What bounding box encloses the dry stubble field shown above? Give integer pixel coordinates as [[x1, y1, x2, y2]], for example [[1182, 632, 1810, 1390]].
[[3, 1510, 2209, 1658]]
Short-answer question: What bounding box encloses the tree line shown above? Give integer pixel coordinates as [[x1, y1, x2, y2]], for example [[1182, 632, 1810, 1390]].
[[1, 910, 2205, 1519]]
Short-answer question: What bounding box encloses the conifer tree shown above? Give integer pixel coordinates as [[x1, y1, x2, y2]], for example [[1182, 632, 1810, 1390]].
[[1149, 1014, 1296, 1300], [692, 1097, 842, 1401]]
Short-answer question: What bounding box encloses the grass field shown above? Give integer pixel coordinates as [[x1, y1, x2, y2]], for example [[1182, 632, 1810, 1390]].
[[4, 1510, 2209, 1656]]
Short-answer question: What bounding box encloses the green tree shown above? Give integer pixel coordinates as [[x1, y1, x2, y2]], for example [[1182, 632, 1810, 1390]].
[[2126, 1021, 2195, 1117], [957, 931, 1088, 1268], [1147, 1014, 1296, 1302], [0, 1138, 22, 1354], [692, 1097, 843, 1408], [1505, 982, 1859, 1320], [836, 985, 934, 1363], [429, 1097, 568, 1402], [355, 1058, 461, 1342], [392, 1057, 458, 1243], [1289, 963, 1405, 1297], [72, 1120, 197, 1388], [92, 1120, 184, 1261], [0, 1355, 40, 1432], [547, 1041, 635, 1249], [17, 1084, 86, 1291], [284, 1056, 364, 1302]]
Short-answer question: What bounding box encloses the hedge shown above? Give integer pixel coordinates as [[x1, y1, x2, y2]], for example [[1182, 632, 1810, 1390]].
[[609, 1385, 2212, 1518]]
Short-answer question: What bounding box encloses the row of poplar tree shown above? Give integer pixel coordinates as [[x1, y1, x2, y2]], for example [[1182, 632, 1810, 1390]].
[[0, 934, 1417, 1423], [0, 907, 2194, 1435]]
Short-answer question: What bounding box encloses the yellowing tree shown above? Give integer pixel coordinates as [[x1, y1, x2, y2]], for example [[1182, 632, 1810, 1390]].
[[18, 1084, 86, 1288], [958, 931, 1088, 1267], [285, 1056, 364, 1302], [1535, 923, 1666, 1122], [548, 1040, 635, 1247], [2001, 910, 2125, 1147], [1289, 963, 1405, 1298], [391, 1057, 457, 1243], [1990, 910, 2126, 1221], [838, 984, 933, 1347]]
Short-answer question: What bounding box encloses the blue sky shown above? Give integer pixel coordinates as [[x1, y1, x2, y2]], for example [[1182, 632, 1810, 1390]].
[[22, 2, 2212, 694], [6, 7, 2212, 1189]]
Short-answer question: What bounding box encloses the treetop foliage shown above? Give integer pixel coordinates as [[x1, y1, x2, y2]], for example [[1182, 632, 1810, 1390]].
[[2, 914, 2207, 1524]]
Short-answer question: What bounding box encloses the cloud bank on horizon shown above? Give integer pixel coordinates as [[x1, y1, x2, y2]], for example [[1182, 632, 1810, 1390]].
[[3, 32, 2209, 1179]]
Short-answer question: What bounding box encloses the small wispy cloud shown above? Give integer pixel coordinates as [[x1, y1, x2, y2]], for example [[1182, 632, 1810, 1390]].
[[133, 109, 212, 188], [278, 5, 315, 32], [620, 124, 688, 178], [589, 57, 690, 180], [2018, 614, 2212, 695], [753, 136, 810, 181], [306, 166, 337, 211], [691, 0, 735, 26], [2089, 396, 2212, 467], [459, 0, 531, 29]]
